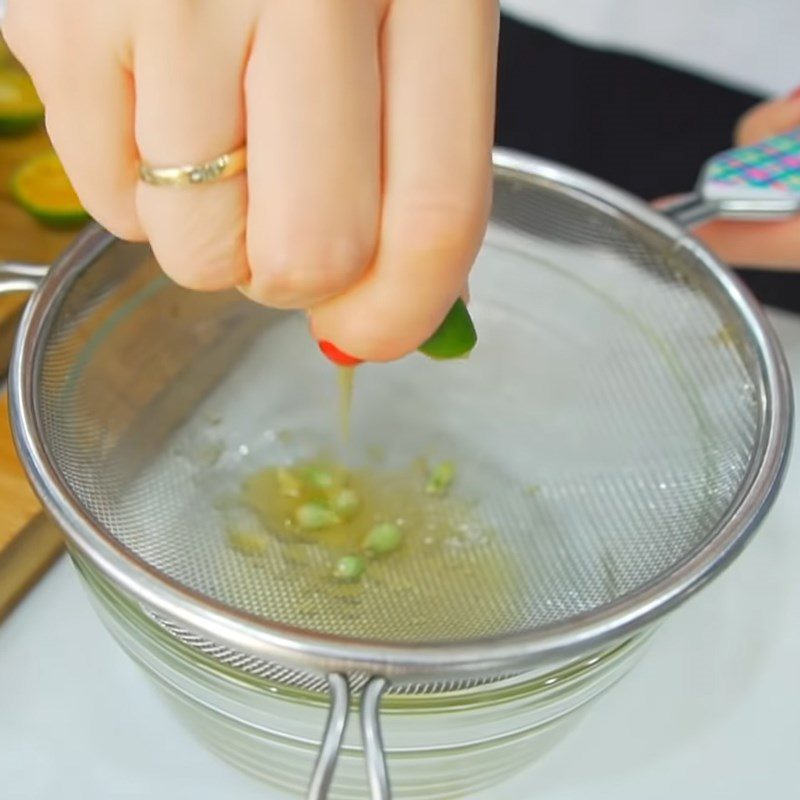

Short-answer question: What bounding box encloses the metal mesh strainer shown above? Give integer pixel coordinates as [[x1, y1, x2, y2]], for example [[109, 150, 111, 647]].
[[3, 149, 792, 799]]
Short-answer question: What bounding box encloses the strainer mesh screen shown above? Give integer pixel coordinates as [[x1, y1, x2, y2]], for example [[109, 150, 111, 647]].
[[35, 168, 761, 651]]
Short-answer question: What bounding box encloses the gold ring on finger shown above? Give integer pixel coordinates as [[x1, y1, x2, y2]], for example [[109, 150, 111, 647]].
[[138, 145, 247, 187]]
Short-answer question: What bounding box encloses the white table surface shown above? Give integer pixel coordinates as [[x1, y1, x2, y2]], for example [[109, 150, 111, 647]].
[[2, 310, 800, 800]]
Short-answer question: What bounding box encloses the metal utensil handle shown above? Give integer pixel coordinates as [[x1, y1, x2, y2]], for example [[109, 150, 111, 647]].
[[308, 674, 351, 800], [657, 194, 720, 229], [361, 677, 391, 799], [0, 262, 49, 294], [658, 187, 800, 230], [308, 674, 391, 800], [662, 126, 800, 229]]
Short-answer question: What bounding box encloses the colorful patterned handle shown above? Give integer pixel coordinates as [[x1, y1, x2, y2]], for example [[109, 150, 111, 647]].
[[702, 127, 800, 201]]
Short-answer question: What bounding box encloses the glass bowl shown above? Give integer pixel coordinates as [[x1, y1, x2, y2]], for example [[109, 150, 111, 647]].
[[74, 551, 653, 799]]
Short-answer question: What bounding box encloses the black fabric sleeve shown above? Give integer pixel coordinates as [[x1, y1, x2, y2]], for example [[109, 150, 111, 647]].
[[495, 14, 800, 312]]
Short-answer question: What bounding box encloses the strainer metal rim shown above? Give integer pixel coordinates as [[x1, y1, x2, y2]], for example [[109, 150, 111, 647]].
[[8, 149, 793, 680]]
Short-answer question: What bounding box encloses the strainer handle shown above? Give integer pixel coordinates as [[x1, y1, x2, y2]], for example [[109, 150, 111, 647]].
[[657, 194, 722, 229], [659, 189, 800, 229], [361, 677, 391, 798], [308, 674, 391, 800], [308, 674, 351, 799], [661, 127, 800, 229], [0, 262, 49, 294]]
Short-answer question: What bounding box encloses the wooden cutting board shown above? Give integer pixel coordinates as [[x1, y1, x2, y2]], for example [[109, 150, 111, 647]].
[[0, 393, 63, 620], [0, 50, 79, 619]]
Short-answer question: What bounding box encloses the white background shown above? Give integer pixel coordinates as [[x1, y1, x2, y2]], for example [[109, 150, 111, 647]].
[[501, 0, 800, 96]]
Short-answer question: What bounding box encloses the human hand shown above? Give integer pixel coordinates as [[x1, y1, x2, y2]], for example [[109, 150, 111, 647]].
[[694, 92, 800, 270], [2, 1, 498, 361]]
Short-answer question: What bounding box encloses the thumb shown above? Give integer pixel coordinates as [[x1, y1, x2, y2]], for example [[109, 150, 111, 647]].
[[734, 91, 800, 146]]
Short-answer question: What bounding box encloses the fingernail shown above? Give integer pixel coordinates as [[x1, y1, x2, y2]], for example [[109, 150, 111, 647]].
[[318, 340, 363, 367]]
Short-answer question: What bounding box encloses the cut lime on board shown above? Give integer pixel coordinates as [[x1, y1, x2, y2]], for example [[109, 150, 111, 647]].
[[418, 298, 477, 360], [11, 150, 89, 228], [0, 69, 44, 134]]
